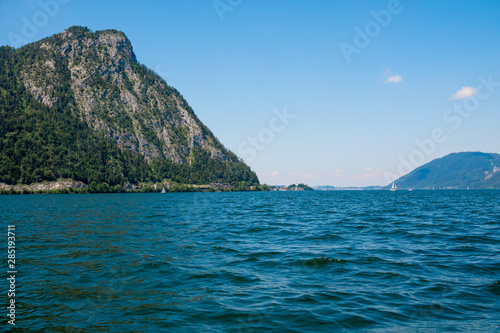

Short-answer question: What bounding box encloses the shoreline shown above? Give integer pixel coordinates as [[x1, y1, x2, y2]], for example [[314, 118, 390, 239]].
[[0, 180, 270, 195]]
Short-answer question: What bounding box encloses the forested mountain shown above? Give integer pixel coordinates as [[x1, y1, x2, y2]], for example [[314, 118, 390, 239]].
[[392, 152, 500, 189], [0, 26, 258, 189]]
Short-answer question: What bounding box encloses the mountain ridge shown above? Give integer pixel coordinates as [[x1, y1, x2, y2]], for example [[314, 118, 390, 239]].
[[0, 26, 259, 190], [391, 152, 500, 189]]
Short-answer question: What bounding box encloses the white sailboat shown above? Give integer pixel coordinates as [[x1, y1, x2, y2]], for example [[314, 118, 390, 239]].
[[161, 186, 166, 193], [390, 182, 397, 191]]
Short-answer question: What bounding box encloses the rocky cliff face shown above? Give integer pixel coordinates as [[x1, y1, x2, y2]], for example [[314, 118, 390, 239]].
[[0, 26, 258, 187], [20, 26, 229, 164]]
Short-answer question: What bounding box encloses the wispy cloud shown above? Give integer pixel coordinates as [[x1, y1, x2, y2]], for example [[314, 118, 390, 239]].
[[381, 67, 402, 83], [351, 168, 387, 180], [451, 86, 477, 100], [325, 169, 344, 178], [259, 171, 281, 183], [291, 172, 314, 180]]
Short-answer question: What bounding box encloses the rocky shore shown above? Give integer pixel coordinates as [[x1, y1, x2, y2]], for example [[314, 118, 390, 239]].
[[0, 180, 86, 192], [0, 179, 268, 194]]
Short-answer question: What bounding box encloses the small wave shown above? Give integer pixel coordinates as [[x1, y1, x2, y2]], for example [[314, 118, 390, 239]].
[[350, 270, 401, 280], [301, 233, 346, 242], [189, 270, 260, 285], [296, 257, 344, 269], [244, 226, 271, 233], [483, 280, 500, 296], [451, 235, 499, 244], [337, 313, 378, 329]]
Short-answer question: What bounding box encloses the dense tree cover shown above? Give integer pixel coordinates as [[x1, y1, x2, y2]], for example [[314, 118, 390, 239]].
[[0, 43, 259, 188], [0, 46, 150, 186], [286, 183, 314, 191], [151, 149, 258, 185]]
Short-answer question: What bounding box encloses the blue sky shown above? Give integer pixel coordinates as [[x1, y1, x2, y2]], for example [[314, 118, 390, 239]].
[[1, 0, 499, 186]]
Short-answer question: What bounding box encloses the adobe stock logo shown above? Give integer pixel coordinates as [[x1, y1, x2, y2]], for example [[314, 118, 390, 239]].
[[339, 0, 404, 64], [213, 0, 243, 22], [7, 0, 71, 48], [238, 107, 295, 162]]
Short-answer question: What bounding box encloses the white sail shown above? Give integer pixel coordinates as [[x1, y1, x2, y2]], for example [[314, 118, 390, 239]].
[[390, 182, 397, 191]]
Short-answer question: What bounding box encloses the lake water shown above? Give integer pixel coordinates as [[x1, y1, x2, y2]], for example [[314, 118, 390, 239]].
[[2, 191, 500, 332]]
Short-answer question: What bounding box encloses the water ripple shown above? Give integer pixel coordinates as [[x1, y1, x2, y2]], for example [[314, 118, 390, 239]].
[[1, 190, 499, 331]]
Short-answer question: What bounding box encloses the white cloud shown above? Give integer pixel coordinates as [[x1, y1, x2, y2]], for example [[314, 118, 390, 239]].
[[325, 169, 344, 178], [351, 168, 387, 181], [451, 86, 477, 100], [258, 171, 282, 185], [382, 67, 402, 83], [291, 172, 314, 180], [386, 74, 402, 83]]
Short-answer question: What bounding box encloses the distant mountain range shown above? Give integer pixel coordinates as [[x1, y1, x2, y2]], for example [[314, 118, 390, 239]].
[[314, 185, 384, 191], [391, 152, 500, 189], [314, 152, 500, 191]]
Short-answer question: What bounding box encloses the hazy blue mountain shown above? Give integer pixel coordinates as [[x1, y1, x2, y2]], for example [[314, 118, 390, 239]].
[[392, 152, 500, 189]]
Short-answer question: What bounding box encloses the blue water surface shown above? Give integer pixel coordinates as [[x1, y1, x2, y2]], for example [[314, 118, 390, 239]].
[[1, 190, 500, 332]]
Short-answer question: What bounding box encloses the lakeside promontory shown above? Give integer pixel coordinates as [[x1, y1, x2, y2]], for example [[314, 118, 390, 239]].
[[0, 26, 260, 193]]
